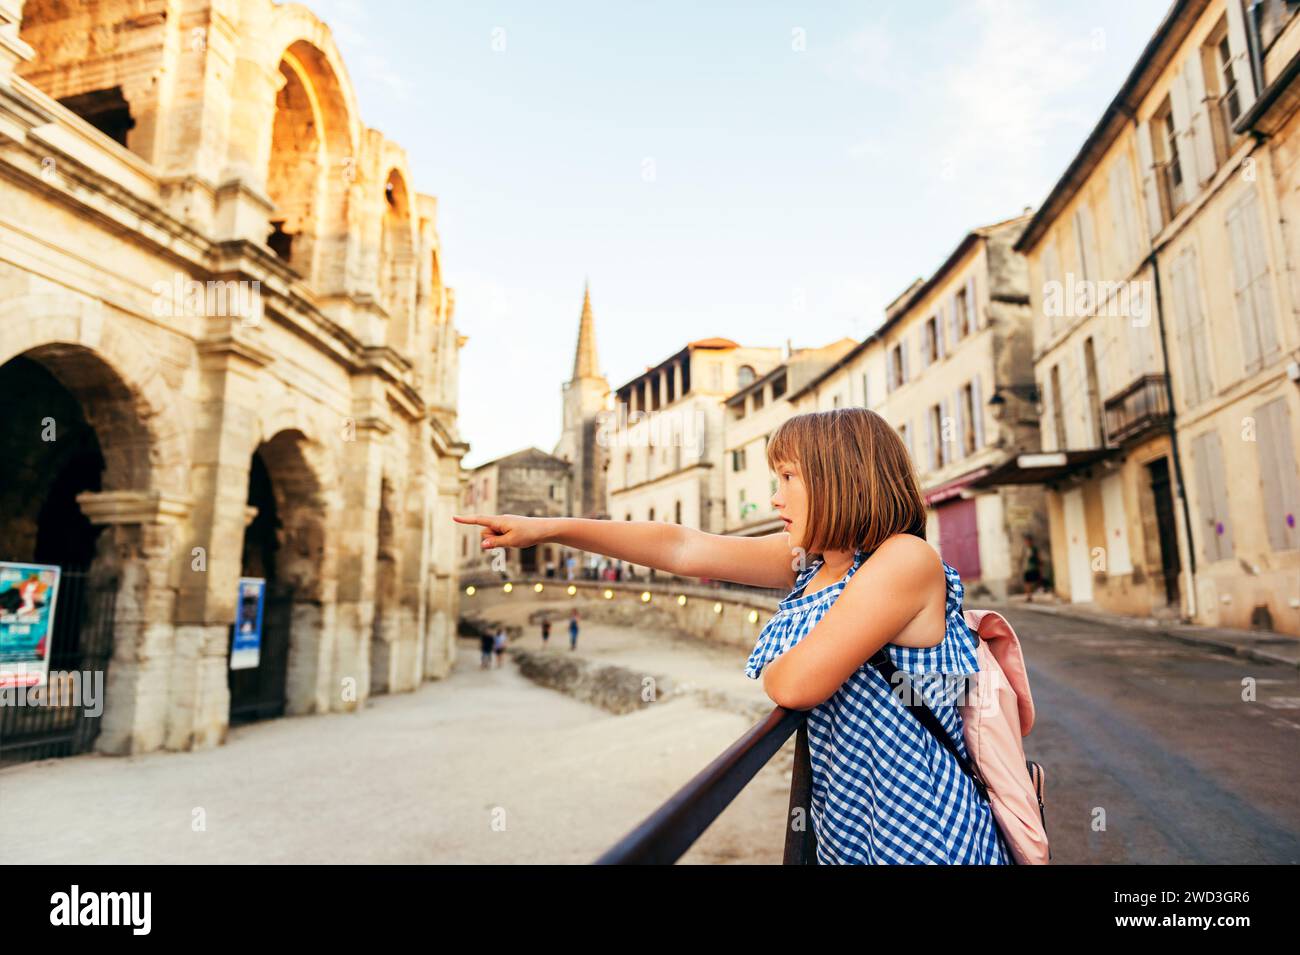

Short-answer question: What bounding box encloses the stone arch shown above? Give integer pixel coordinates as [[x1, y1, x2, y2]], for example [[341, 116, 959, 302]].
[[260, 11, 361, 293], [380, 167, 417, 353], [0, 295, 189, 496], [0, 296, 191, 759], [233, 402, 343, 719]]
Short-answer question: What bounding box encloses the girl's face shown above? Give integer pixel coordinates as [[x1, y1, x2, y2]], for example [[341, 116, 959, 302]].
[[771, 459, 809, 550]]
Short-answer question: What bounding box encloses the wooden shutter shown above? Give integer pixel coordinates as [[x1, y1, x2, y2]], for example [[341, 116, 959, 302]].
[[966, 275, 978, 330], [1040, 240, 1062, 341], [1074, 203, 1098, 284], [1255, 398, 1300, 551], [952, 387, 966, 460], [1225, 0, 1258, 115], [935, 312, 946, 359], [926, 409, 936, 472], [918, 325, 930, 370], [1240, 187, 1280, 361], [972, 374, 985, 448], [1135, 121, 1164, 238], [1168, 64, 1200, 190], [1226, 194, 1264, 374], [940, 396, 953, 466], [1171, 246, 1213, 407], [1192, 429, 1234, 562], [1100, 473, 1133, 574], [1183, 49, 1218, 185], [901, 336, 911, 384], [1109, 161, 1135, 274]]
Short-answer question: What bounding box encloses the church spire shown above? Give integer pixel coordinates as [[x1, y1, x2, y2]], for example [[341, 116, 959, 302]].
[[571, 280, 600, 380]]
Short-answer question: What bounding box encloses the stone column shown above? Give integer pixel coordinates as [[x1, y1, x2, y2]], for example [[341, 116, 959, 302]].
[[333, 400, 387, 708], [75, 490, 192, 756], [170, 320, 273, 749]]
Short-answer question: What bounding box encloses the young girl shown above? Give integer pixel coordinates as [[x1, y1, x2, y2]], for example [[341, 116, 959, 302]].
[[454, 407, 1008, 864]]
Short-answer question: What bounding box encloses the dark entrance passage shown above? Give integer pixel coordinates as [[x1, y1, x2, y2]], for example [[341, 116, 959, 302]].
[[228, 450, 292, 725], [0, 355, 118, 766], [1147, 458, 1182, 607]]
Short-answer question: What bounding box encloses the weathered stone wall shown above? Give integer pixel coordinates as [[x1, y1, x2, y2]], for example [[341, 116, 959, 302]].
[[0, 0, 468, 758], [462, 578, 777, 652]]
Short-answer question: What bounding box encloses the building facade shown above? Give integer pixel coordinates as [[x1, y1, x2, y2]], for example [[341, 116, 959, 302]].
[[721, 338, 857, 537], [0, 0, 467, 761], [605, 339, 783, 569], [1012, 0, 1300, 634], [457, 448, 571, 578], [785, 217, 1045, 601]]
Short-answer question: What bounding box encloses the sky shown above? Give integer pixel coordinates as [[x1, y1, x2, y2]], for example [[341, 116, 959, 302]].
[[306, 0, 1173, 468]]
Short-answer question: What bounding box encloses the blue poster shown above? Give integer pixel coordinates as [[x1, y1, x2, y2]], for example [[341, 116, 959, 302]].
[[230, 577, 266, 671], [0, 562, 61, 689]]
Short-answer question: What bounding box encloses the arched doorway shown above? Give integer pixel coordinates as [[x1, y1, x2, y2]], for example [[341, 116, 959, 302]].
[[230, 430, 330, 723], [0, 350, 142, 764]]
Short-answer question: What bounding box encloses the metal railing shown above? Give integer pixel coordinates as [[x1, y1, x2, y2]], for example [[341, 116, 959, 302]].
[[593, 706, 817, 865]]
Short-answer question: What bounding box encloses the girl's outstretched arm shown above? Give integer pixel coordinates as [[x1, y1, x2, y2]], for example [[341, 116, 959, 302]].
[[452, 513, 798, 590]]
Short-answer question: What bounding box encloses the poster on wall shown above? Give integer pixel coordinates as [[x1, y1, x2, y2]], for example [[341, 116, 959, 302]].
[[230, 577, 266, 671], [0, 562, 62, 690]]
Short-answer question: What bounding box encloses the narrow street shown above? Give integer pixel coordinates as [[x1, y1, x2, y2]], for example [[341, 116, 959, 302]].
[[999, 606, 1300, 864]]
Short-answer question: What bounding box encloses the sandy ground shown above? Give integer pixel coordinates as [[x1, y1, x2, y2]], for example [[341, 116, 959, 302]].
[[0, 615, 791, 864]]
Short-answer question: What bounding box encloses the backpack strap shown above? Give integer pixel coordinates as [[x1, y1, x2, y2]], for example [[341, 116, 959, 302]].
[[868, 648, 989, 803]]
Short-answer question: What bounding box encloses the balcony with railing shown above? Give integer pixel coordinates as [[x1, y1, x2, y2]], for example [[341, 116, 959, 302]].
[[1103, 374, 1171, 446]]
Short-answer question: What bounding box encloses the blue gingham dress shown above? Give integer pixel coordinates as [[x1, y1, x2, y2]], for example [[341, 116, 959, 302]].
[[745, 548, 1010, 864]]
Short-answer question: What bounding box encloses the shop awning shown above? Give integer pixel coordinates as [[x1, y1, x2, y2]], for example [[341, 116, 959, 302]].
[[924, 468, 992, 506], [967, 450, 1115, 488]]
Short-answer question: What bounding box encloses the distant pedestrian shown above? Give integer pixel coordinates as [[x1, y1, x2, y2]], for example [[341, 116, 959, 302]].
[[1022, 534, 1042, 601], [568, 610, 579, 651], [479, 631, 493, 669], [541, 618, 551, 646], [493, 627, 507, 667]]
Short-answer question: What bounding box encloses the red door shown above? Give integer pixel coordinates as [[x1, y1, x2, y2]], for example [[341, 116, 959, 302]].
[[936, 498, 981, 582]]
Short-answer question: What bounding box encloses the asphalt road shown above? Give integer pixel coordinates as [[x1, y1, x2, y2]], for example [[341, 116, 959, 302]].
[[999, 606, 1300, 864]]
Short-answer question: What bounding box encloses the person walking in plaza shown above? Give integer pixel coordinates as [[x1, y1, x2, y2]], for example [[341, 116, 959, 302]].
[[541, 617, 551, 646], [455, 407, 1010, 864], [568, 610, 580, 651], [478, 630, 493, 669], [493, 627, 507, 668]]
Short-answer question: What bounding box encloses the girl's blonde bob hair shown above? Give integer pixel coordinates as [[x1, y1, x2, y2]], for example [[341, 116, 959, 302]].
[[765, 408, 927, 556]]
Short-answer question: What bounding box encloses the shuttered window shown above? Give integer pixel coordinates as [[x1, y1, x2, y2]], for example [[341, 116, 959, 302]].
[[1254, 397, 1300, 552], [1191, 429, 1234, 563], [1225, 188, 1280, 376], [1073, 203, 1098, 285], [1040, 240, 1062, 340], [1169, 245, 1214, 407], [1108, 159, 1140, 277]]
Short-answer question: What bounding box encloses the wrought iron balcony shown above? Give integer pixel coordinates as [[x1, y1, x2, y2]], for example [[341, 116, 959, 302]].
[[1104, 374, 1171, 446]]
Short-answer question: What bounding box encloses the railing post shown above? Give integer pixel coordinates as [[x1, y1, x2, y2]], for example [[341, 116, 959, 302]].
[[782, 716, 817, 864]]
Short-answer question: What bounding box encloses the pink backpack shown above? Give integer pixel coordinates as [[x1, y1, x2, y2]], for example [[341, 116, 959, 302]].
[[869, 609, 1050, 864], [959, 610, 1050, 865]]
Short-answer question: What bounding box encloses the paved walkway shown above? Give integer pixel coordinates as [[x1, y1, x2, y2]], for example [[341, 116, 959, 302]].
[[0, 632, 789, 864]]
